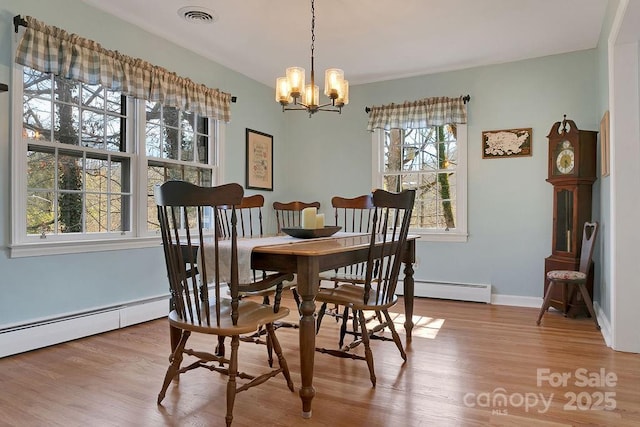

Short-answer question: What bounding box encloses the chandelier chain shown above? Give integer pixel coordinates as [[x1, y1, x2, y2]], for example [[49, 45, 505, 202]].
[[310, 0, 315, 61]]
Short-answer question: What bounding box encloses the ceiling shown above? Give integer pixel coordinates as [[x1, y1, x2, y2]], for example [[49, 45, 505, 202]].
[[79, 0, 608, 87]]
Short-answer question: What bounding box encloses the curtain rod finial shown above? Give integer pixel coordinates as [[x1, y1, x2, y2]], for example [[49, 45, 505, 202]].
[[14, 15, 27, 33]]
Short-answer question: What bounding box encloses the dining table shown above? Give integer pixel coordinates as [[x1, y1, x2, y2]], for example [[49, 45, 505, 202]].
[[173, 231, 417, 419], [249, 232, 417, 419]]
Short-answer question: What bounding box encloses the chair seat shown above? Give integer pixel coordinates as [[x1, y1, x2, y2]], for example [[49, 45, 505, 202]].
[[319, 272, 366, 284], [316, 283, 397, 310], [238, 278, 297, 298], [546, 270, 587, 282], [168, 299, 290, 336]]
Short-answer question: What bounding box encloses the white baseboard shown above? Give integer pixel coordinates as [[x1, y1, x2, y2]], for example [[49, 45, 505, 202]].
[[399, 280, 492, 303], [0, 296, 168, 358], [594, 301, 612, 347], [491, 294, 543, 307], [0, 284, 610, 358]]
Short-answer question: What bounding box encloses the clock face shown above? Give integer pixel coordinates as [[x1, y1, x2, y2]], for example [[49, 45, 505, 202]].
[[555, 141, 575, 174]]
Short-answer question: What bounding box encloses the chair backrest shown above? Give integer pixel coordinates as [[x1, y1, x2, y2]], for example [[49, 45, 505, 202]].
[[578, 221, 599, 274], [273, 200, 321, 233], [363, 188, 415, 305], [331, 194, 375, 233], [218, 194, 264, 237], [155, 180, 244, 327], [331, 194, 375, 278]]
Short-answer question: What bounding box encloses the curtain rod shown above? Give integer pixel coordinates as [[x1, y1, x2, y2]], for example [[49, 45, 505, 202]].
[[364, 94, 471, 113], [12, 14, 237, 103]]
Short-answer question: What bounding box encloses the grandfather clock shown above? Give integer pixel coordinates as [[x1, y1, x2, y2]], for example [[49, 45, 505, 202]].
[[544, 115, 597, 317]]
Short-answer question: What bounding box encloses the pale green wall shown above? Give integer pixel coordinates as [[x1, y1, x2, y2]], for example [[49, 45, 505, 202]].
[[0, 0, 288, 325], [0, 0, 604, 328], [284, 51, 600, 297]]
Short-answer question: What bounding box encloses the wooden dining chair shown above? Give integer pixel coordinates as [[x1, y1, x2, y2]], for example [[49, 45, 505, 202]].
[[318, 194, 377, 344], [273, 200, 321, 233], [271, 200, 320, 314], [315, 188, 415, 387], [537, 221, 600, 329], [155, 181, 294, 426], [218, 194, 298, 366]]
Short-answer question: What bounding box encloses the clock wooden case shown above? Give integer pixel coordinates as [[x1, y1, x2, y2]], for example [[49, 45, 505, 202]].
[[545, 116, 597, 317]]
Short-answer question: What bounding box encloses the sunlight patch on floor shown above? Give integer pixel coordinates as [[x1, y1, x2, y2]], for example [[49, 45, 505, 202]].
[[386, 311, 445, 339]]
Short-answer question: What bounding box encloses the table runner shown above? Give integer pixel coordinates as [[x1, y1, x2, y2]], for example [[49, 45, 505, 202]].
[[201, 232, 358, 284]]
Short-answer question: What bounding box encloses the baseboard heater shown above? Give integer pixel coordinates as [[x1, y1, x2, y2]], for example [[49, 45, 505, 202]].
[[399, 280, 492, 303], [0, 295, 169, 358]]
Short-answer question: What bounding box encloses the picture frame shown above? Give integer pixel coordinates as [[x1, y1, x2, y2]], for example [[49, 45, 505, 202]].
[[245, 128, 274, 191], [600, 110, 610, 177], [482, 128, 532, 159]]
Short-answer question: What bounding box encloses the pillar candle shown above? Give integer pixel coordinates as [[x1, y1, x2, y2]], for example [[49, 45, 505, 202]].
[[315, 213, 325, 228], [301, 207, 317, 229]]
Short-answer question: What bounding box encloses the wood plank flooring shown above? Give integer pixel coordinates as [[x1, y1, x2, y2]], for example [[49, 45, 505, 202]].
[[1, 296, 639, 426]]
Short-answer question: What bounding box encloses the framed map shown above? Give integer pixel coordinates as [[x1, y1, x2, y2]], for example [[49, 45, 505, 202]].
[[482, 128, 532, 159], [246, 128, 273, 191]]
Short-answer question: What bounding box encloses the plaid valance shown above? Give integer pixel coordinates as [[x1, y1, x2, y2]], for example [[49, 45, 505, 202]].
[[366, 96, 467, 131], [15, 16, 231, 122]]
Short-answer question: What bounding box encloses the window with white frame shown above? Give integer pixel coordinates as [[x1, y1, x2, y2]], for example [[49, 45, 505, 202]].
[[12, 66, 220, 255], [373, 124, 467, 242]]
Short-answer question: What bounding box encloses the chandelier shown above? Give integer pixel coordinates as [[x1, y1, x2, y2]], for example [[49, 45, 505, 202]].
[[275, 0, 349, 116]]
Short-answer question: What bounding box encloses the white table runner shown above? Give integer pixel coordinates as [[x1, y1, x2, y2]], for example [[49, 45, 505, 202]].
[[201, 232, 357, 283]]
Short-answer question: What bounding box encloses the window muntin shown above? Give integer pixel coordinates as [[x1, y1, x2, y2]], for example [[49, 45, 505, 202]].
[[15, 66, 220, 251], [378, 124, 467, 240]]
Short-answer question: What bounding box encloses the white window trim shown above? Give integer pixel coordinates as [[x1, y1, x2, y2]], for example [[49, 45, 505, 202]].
[[9, 62, 225, 258], [371, 125, 468, 243]]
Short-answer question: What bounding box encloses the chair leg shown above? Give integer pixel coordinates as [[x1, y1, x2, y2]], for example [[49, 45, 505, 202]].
[[265, 323, 295, 391], [357, 310, 376, 387], [225, 335, 240, 427], [316, 302, 327, 334], [291, 288, 302, 315], [339, 306, 349, 348], [266, 331, 274, 368], [215, 335, 226, 364], [158, 330, 190, 404], [537, 280, 556, 325], [382, 309, 406, 361], [577, 283, 600, 330]]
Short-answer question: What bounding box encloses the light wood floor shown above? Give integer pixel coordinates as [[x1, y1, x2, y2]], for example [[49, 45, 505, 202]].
[[1, 296, 639, 427]]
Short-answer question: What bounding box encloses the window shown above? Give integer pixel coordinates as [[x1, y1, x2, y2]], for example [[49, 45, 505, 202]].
[[12, 66, 221, 256], [373, 124, 467, 242], [144, 101, 216, 232]]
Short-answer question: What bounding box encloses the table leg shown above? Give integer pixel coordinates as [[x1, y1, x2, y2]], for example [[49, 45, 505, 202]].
[[296, 257, 318, 418], [403, 260, 415, 341]]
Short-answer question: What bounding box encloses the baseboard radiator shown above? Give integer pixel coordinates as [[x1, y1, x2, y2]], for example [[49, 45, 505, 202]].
[[399, 280, 492, 303], [0, 295, 169, 358]]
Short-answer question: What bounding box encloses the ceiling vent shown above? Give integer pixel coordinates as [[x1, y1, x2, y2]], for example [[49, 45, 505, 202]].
[[178, 6, 218, 24]]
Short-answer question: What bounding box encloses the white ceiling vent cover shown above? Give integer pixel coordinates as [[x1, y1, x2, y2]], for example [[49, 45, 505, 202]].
[[178, 6, 218, 24]]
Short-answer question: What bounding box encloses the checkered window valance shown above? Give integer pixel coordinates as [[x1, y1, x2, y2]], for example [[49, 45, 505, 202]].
[[366, 96, 467, 131], [15, 16, 231, 122]]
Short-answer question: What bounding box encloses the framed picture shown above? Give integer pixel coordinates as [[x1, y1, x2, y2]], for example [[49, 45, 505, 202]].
[[245, 128, 273, 191], [482, 128, 532, 159], [600, 110, 610, 177]]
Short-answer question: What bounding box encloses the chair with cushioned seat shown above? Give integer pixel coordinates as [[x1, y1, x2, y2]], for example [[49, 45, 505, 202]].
[[536, 221, 600, 329]]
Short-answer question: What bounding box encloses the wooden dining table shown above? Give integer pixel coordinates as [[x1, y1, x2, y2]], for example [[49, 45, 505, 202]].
[[249, 232, 418, 419], [170, 232, 417, 419]]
